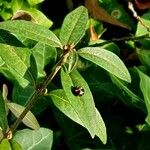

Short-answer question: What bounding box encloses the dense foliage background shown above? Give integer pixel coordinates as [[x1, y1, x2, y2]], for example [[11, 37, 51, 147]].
[[0, 0, 150, 149]]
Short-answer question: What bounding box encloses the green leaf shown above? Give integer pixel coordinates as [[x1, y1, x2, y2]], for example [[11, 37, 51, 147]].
[[13, 128, 53, 150], [60, 68, 96, 137], [0, 20, 62, 48], [11, 140, 23, 150], [27, 0, 44, 6], [11, 0, 23, 12], [136, 18, 150, 37], [59, 6, 88, 46], [66, 51, 78, 72], [0, 44, 34, 87], [136, 49, 150, 67], [12, 84, 35, 105], [31, 42, 57, 78], [0, 92, 8, 132], [137, 69, 150, 125], [0, 129, 3, 141], [50, 90, 107, 144], [95, 108, 107, 144], [135, 17, 150, 49], [0, 139, 11, 150], [12, 9, 53, 28], [50, 89, 84, 126], [60, 68, 107, 143], [78, 47, 131, 82], [7, 102, 40, 129]]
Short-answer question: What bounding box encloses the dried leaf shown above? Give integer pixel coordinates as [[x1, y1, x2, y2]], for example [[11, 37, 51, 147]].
[[11, 10, 34, 21], [84, 0, 131, 30], [90, 24, 99, 41], [135, 0, 150, 10]]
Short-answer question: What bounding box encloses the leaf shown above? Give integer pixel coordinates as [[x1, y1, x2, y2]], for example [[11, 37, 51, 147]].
[[95, 108, 107, 144], [0, 44, 34, 87], [136, 18, 150, 37], [0, 20, 62, 48], [66, 51, 78, 72], [0, 129, 3, 141], [59, 6, 88, 46], [111, 74, 145, 112], [11, 10, 35, 21], [24, 8, 53, 28], [11, 140, 23, 150], [0, 139, 11, 150], [135, 12, 150, 49], [12, 9, 53, 28], [135, 0, 150, 9], [0, 29, 24, 47], [84, 0, 131, 30], [60, 68, 96, 138], [12, 83, 35, 105], [137, 49, 150, 66], [78, 47, 131, 82], [60, 68, 107, 143], [137, 69, 150, 125], [51, 81, 107, 144], [11, 0, 23, 12], [50, 89, 84, 126], [7, 102, 40, 129], [2, 84, 8, 101], [0, 92, 8, 132], [13, 128, 53, 150], [31, 42, 57, 78], [27, 0, 44, 6]]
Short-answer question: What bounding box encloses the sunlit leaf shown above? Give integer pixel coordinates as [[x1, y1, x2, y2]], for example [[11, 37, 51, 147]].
[[0, 139, 11, 150], [0, 20, 62, 48], [11, 140, 22, 150], [78, 47, 131, 82], [27, 0, 44, 6], [50, 89, 84, 126], [60, 68, 96, 137], [0, 44, 34, 87], [60, 6, 88, 46], [59, 68, 107, 143]]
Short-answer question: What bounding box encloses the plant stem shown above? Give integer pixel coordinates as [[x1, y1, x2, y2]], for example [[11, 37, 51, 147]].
[[90, 34, 150, 47], [5, 50, 70, 137]]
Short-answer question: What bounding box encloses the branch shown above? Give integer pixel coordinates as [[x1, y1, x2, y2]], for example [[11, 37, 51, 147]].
[[4, 47, 70, 138], [128, 1, 150, 32], [90, 34, 150, 47]]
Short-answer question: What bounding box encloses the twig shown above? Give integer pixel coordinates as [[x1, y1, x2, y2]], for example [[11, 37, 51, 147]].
[[128, 1, 150, 32], [90, 34, 149, 47]]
